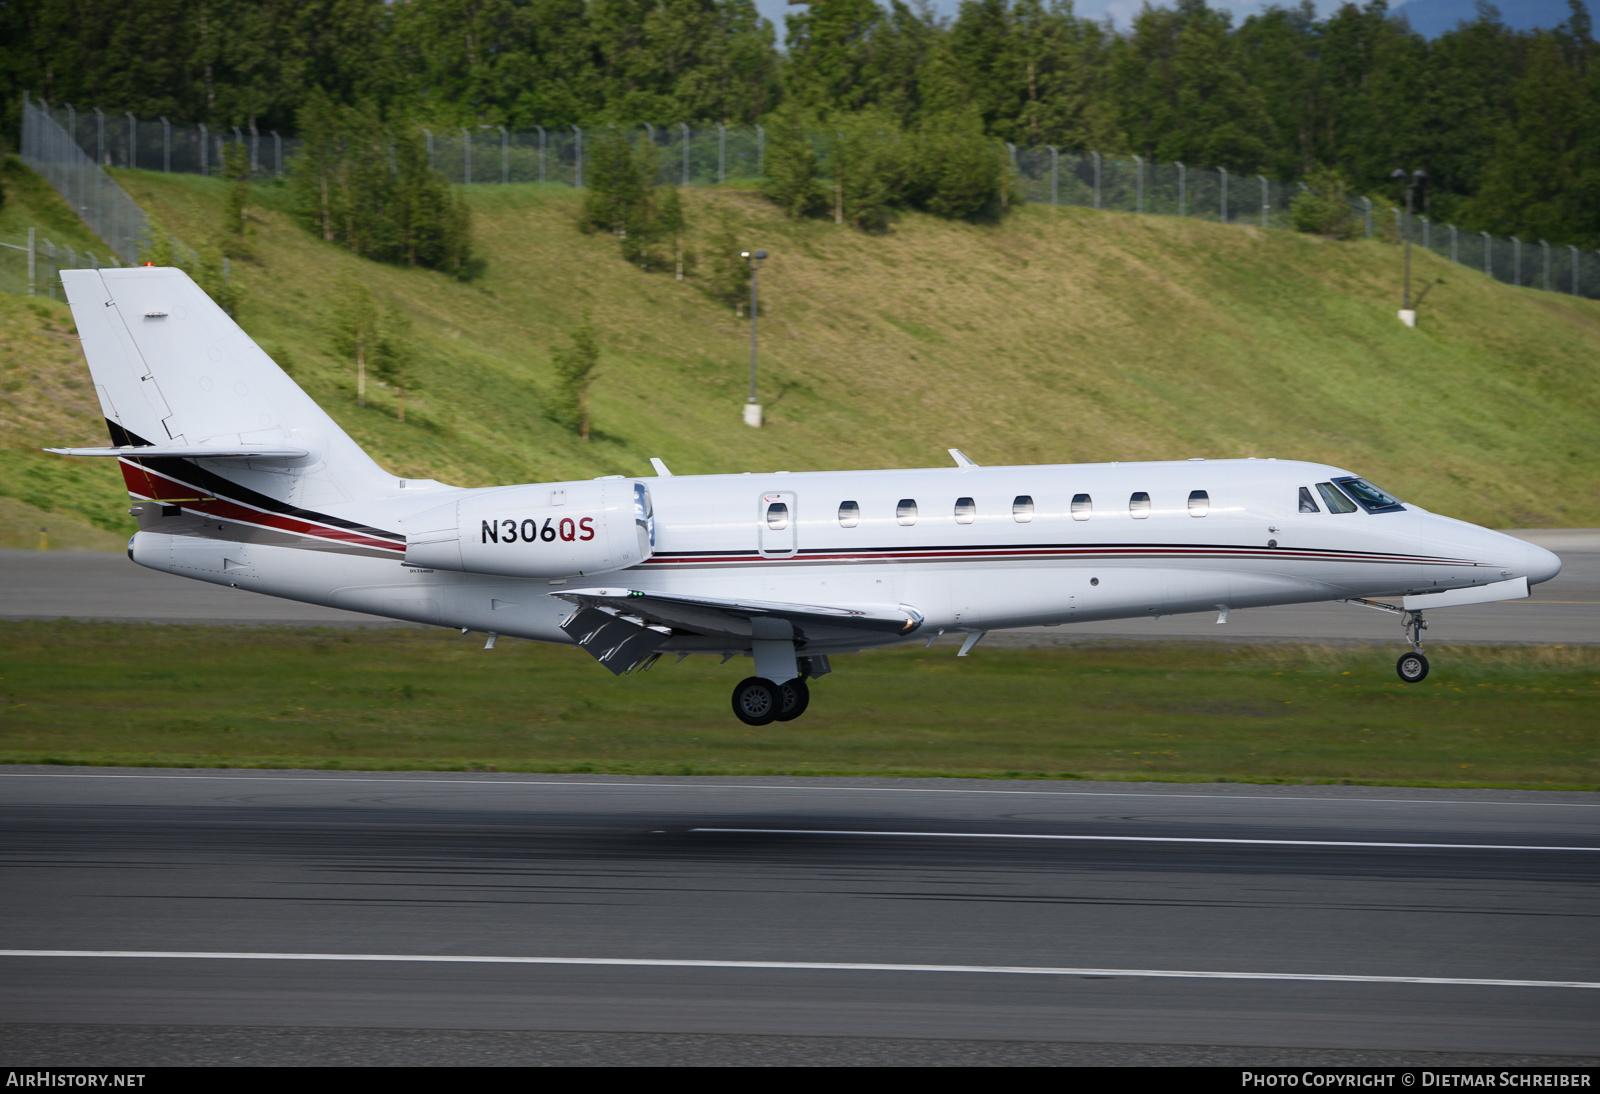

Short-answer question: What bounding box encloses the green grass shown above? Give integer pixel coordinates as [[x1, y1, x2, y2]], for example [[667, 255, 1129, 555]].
[[4, 165, 1600, 547], [3, 622, 1595, 789]]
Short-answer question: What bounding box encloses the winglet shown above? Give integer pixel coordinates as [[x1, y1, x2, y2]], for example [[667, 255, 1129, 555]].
[[949, 448, 979, 469], [649, 457, 673, 477]]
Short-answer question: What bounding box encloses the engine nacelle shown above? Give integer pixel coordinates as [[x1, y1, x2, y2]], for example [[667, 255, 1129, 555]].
[[401, 479, 654, 579]]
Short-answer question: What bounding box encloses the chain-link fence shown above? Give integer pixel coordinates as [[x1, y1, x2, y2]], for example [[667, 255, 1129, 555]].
[[19, 97, 148, 265], [19, 94, 1600, 301], [0, 229, 125, 299]]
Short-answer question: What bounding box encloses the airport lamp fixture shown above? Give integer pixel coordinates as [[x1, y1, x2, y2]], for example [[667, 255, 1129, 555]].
[[741, 249, 767, 428], [1391, 168, 1426, 327]]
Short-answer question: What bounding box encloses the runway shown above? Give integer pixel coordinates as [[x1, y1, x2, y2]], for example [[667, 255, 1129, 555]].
[[2, 529, 1595, 644], [2, 770, 1596, 1065]]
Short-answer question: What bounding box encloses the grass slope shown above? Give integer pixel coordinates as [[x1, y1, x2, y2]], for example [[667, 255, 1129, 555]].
[[2, 623, 1595, 789], [3, 164, 1599, 542]]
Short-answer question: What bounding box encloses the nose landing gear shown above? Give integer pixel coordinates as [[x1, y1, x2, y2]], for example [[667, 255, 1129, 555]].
[[1395, 608, 1429, 683], [1344, 598, 1431, 684]]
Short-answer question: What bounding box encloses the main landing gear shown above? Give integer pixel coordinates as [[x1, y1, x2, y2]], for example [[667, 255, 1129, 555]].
[[731, 675, 811, 726]]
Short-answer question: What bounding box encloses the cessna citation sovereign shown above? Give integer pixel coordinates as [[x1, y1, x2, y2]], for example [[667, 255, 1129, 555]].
[[51, 267, 1560, 725]]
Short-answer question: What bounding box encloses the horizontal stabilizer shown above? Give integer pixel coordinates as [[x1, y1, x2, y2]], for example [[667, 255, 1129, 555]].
[[1401, 576, 1529, 610], [43, 444, 310, 459]]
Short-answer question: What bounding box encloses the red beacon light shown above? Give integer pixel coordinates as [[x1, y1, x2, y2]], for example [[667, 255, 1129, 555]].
[[143, 262, 155, 266]]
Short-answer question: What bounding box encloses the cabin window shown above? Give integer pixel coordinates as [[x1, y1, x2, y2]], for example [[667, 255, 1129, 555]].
[[766, 502, 790, 530], [1299, 487, 1320, 514], [1188, 490, 1209, 517], [838, 501, 860, 528], [1334, 476, 1407, 514], [897, 499, 918, 526], [1071, 493, 1092, 521], [1316, 482, 1358, 514], [1013, 495, 1034, 523], [1129, 492, 1151, 518], [954, 497, 976, 525]]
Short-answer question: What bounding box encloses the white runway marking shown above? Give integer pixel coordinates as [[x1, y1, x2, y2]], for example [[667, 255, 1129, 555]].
[[691, 828, 1600, 852], [1, 771, 1595, 808], [0, 951, 1594, 990]]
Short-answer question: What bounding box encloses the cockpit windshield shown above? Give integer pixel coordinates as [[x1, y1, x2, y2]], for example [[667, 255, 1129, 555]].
[[1333, 477, 1405, 514]]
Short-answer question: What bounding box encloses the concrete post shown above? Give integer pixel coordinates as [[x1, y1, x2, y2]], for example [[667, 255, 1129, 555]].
[[535, 126, 546, 182], [499, 126, 508, 184], [1134, 156, 1143, 213], [679, 123, 690, 187], [1091, 150, 1101, 210], [573, 126, 582, 188], [1177, 162, 1185, 216], [462, 127, 471, 184], [1047, 146, 1058, 206], [161, 117, 170, 172], [1258, 175, 1268, 227]]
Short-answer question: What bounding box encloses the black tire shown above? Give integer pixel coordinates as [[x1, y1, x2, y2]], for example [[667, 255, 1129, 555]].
[[732, 677, 779, 726], [1396, 651, 1430, 684], [773, 678, 810, 722]]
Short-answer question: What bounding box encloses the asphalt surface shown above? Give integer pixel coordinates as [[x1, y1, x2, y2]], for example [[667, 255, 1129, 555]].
[[1, 528, 1596, 645], [1, 770, 1596, 1065]]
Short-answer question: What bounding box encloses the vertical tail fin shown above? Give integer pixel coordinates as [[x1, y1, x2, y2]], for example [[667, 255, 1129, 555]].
[[62, 265, 395, 508]]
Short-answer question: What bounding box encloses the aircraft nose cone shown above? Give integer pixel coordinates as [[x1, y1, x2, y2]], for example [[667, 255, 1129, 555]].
[[1522, 540, 1562, 586]]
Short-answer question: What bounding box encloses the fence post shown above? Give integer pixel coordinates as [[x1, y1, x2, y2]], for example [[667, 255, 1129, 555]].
[[1450, 224, 1457, 264], [1512, 237, 1521, 286], [1091, 150, 1101, 210], [1481, 232, 1491, 277], [535, 126, 546, 183], [423, 127, 433, 170], [250, 120, 259, 174], [1572, 245, 1580, 295], [1134, 155, 1143, 213], [125, 112, 135, 168], [27, 228, 35, 295], [272, 131, 281, 178], [499, 126, 508, 184], [1420, 215, 1429, 250], [199, 123, 208, 176], [1177, 162, 1185, 216], [1047, 146, 1058, 206], [1541, 240, 1550, 291], [94, 107, 104, 166], [45, 240, 55, 299], [1391, 206, 1401, 240], [1258, 175, 1268, 227], [1218, 166, 1228, 223], [679, 123, 689, 186], [161, 117, 170, 172], [756, 124, 764, 175], [1362, 197, 1372, 238], [462, 127, 471, 184], [573, 126, 583, 188], [717, 122, 726, 184]]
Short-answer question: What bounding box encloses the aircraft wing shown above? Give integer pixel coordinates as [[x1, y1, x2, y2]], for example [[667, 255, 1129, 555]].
[[551, 587, 923, 675]]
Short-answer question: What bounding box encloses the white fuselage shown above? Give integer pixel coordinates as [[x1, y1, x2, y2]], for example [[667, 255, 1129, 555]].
[[126, 457, 1559, 656]]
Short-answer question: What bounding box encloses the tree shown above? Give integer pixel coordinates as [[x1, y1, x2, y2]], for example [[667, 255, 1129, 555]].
[[699, 218, 750, 312], [371, 308, 422, 422], [1289, 166, 1357, 239], [760, 105, 826, 218], [329, 272, 379, 407], [906, 106, 1009, 219], [220, 140, 253, 257], [656, 184, 690, 279], [552, 317, 600, 441]]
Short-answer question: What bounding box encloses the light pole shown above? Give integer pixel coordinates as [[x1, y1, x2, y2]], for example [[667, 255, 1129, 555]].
[[1391, 168, 1425, 327], [740, 249, 767, 427]]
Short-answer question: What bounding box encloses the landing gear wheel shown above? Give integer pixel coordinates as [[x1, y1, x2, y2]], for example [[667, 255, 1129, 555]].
[[1396, 651, 1430, 684], [773, 678, 810, 722], [731, 677, 779, 726]]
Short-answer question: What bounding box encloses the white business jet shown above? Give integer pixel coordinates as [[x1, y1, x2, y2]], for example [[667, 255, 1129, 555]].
[[49, 267, 1560, 725]]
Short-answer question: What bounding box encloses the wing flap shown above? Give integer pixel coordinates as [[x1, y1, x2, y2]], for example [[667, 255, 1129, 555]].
[[554, 587, 923, 646]]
